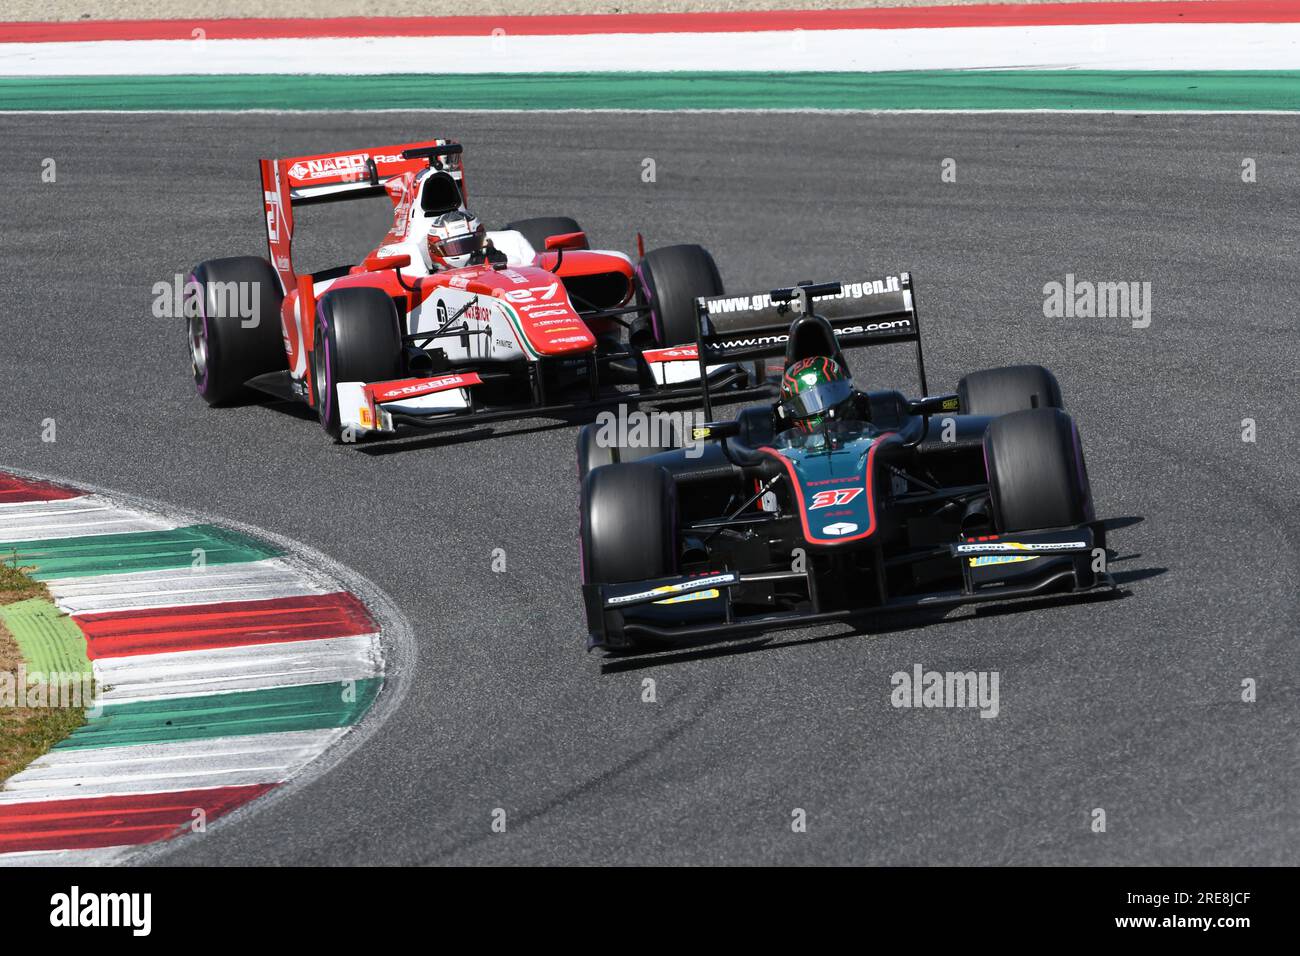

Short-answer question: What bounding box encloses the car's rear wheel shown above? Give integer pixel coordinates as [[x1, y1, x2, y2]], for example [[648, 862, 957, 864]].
[[312, 287, 403, 441], [504, 216, 588, 253], [576, 419, 682, 482], [187, 256, 285, 406], [633, 243, 724, 350], [984, 408, 1092, 532], [958, 364, 1063, 417]]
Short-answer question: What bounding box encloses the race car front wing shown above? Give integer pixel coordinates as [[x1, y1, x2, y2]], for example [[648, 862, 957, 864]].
[[335, 360, 773, 436], [583, 525, 1115, 650]]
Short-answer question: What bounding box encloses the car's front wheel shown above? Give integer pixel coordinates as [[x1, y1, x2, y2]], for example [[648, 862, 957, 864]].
[[984, 407, 1093, 532], [311, 287, 403, 441], [958, 364, 1063, 417], [581, 462, 677, 584], [581, 462, 677, 650]]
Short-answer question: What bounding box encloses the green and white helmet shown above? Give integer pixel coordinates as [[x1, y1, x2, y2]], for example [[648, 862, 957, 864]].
[[779, 356, 855, 432]]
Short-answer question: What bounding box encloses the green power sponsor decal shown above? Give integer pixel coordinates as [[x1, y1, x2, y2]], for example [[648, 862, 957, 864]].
[[2, 72, 1299, 111], [0, 525, 281, 580]]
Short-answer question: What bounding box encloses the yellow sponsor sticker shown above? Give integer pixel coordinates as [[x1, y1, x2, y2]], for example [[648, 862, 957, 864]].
[[969, 555, 1037, 567], [653, 587, 721, 605]]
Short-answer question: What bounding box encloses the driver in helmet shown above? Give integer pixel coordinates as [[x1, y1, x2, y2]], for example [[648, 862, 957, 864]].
[[424, 210, 506, 270], [776, 355, 871, 443]]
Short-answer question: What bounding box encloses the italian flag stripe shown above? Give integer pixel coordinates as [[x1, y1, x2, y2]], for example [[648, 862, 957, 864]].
[[54, 679, 382, 751], [0, 474, 81, 504], [0, 524, 281, 580], [3, 4, 1299, 112], [0, 471, 386, 862], [2, 3, 1297, 42], [1, 71, 1297, 113], [75, 591, 377, 659], [0, 785, 275, 854]]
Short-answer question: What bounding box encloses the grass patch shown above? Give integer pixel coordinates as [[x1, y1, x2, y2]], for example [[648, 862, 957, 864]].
[[0, 555, 45, 603], [0, 552, 91, 786]]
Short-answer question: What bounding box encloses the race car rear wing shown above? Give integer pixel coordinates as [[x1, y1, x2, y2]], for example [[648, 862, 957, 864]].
[[693, 272, 928, 419], [260, 138, 464, 294]]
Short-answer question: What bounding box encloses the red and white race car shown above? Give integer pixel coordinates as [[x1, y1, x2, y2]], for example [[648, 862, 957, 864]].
[[185, 137, 762, 440]]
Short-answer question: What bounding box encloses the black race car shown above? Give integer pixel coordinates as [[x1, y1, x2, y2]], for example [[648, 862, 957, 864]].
[[576, 273, 1113, 650]]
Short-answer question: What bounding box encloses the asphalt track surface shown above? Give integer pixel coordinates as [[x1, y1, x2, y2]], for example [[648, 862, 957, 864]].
[[1, 112, 1296, 865]]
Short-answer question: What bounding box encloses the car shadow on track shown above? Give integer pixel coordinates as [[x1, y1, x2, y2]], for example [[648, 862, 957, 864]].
[[245, 379, 771, 455], [351, 386, 771, 455], [598, 589, 1136, 674], [248, 395, 586, 451], [356, 416, 582, 455], [253, 397, 317, 421]]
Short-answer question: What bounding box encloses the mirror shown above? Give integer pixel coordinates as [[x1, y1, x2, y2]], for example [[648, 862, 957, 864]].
[[363, 253, 411, 272], [544, 231, 587, 252]]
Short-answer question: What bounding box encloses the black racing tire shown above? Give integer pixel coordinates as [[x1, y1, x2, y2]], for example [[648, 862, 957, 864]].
[[958, 364, 1063, 417], [311, 287, 403, 441], [504, 216, 588, 253], [634, 243, 724, 349], [187, 256, 285, 406], [984, 408, 1092, 532], [581, 462, 677, 586], [576, 419, 681, 482]]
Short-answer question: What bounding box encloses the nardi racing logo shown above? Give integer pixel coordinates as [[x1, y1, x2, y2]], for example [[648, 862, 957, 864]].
[[374, 375, 472, 401], [288, 153, 402, 182], [704, 275, 904, 315]]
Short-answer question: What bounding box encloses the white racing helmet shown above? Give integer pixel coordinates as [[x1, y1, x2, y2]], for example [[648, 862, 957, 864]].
[[426, 210, 486, 270]]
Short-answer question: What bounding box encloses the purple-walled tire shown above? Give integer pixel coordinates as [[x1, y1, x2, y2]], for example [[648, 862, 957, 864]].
[[311, 287, 402, 442], [631, 244, 723, 352]]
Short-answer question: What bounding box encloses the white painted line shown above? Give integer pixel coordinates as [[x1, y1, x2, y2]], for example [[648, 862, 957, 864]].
[[45, 557, 331, 615], [93, 633, 382, 704], [0, 845, 135, 866], [0, 494, 87, 507], [0, 728, 346, 802], [1, 23, 1298, 75], [4, 109, 1299, 116], [0, 495, 173, 541]]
